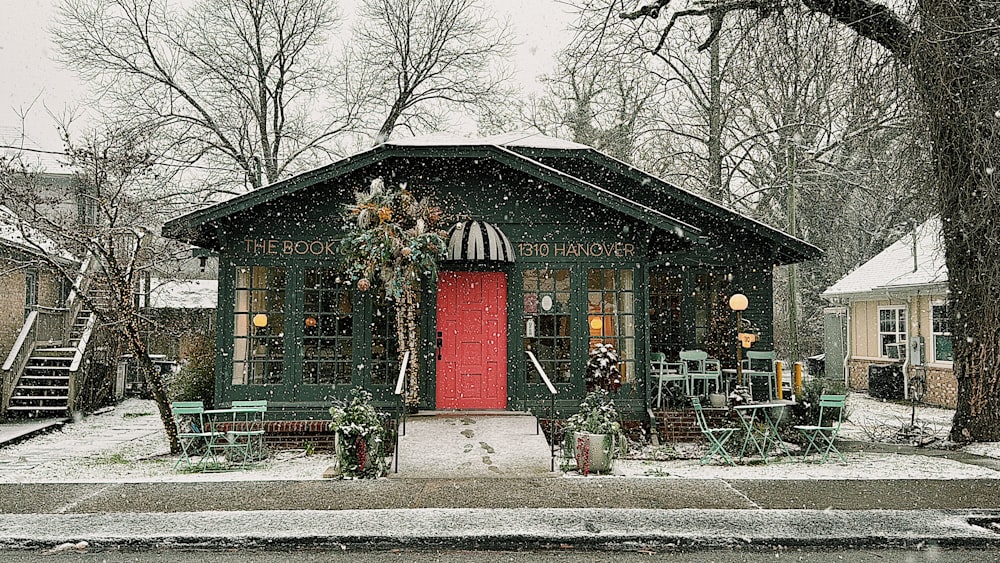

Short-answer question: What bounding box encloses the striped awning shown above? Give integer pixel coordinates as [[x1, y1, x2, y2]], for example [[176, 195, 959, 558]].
[[445, 221, 515, 262]]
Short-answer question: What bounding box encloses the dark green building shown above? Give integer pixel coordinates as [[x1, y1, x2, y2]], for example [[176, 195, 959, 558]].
[[163, 133, 819, 421]]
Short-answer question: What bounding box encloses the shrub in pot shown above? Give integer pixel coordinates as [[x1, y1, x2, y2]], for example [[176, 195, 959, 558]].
[[329, 388, 389, 478]]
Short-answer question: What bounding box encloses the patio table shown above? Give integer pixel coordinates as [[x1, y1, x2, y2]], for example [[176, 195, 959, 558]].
[[732, 399, 795, 463]]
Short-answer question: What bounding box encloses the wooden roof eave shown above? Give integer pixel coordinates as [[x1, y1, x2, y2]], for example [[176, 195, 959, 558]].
[[568, 150, 822, 263], [487, 145, 702, 245], [161, 145, 401, 246]]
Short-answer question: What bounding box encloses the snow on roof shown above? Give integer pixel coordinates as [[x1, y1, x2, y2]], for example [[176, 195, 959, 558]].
[[0, 205, 76, 261], [148, 278, 218, 309], [384, 130, 591, 151], [823, 216, 947, 299]]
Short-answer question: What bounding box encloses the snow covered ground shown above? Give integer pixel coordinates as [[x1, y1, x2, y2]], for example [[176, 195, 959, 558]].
[[0, 394, 998, 483]]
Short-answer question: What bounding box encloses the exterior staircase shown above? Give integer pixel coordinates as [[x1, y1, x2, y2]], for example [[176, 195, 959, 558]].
[[5, 308, 94, 418]]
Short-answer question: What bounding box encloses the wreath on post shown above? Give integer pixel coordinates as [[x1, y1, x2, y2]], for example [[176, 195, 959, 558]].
[[339, 178, 447, 410]]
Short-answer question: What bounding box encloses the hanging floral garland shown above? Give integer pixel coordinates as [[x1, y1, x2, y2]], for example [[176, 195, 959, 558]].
[[339, 178, 447, 409]]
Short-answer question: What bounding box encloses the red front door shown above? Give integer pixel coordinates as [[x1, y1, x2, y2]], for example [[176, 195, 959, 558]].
[[436, 271, 508, 409]]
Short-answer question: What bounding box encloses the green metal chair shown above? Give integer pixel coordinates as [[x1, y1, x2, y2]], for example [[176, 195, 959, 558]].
[[653, 359, 687, 407], [742, 350, 777, 401], [171, 401, 220, 470], [680, 349, 721, 397], [793, 394, 847, 463], [224, 400, 268, 467], [691, 397, 737, 466]]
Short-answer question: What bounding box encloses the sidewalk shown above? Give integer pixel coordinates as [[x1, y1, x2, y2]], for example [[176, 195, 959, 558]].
[[2, 399, 1000, 551]]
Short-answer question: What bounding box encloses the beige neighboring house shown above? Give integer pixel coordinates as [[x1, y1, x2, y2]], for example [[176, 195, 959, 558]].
[[822, 217, 955, 407]]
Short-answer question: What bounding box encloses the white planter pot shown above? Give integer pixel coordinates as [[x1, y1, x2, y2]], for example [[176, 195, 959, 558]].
[[708, 393, 727, 408], [574, 432, 615, 475]]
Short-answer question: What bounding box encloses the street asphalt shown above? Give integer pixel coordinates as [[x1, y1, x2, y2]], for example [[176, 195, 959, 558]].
[[2, 417, 1000, 552]]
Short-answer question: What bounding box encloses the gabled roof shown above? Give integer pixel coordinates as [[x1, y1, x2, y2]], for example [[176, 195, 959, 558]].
[[163, 131, 820, 264], [823, 216, 947, 299]]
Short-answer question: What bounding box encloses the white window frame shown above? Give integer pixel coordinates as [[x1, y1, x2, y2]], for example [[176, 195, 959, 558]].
[[878, 306, 907, 359], [931, 301, 953, 364]]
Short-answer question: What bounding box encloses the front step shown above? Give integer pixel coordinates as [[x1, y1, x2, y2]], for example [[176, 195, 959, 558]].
[[7, 351, 74, 418]]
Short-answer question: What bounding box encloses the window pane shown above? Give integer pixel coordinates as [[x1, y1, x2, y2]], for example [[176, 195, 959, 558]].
[[935, 335, 953, 362], [233, 266, 286, 385], [302, 268, 353, 385], [588, 268, 634, 382], [523, 269, 571, 384]]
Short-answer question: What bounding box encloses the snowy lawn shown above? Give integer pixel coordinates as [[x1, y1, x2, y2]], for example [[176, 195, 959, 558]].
[[1, 394, 999, 483]]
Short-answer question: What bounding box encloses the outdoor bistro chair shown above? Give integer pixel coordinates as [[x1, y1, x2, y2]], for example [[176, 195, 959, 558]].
[[679, 349, 721, 397], [220, 400, 268, 466], [652, 359, 688, 407], [691, 397, 737, 466], [793, 394, 848, 463], [742, 350, 777, 401], [170, 401, 221, 470]]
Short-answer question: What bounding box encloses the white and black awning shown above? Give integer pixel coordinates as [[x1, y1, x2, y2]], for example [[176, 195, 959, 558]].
[[445, 221, 515, 262]]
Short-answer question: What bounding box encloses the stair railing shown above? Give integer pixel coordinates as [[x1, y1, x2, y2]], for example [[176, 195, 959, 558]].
[[63, 255, 95, 346], [1, 306, 67, 417], [525, 351, 559, 472], [65, 312, 96, 414], [1, 311, 38, 417], [392, 350, 410, 474]]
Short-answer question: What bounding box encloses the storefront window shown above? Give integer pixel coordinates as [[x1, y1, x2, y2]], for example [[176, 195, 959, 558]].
[[523, 269, 571, 383], [233, 266, 286, 385], [649, 271, 682, 358], [370, 301, 399, 385], [587, 268, 635, 382], [302, 268, 353, 385], [649, 269, 730, 361]]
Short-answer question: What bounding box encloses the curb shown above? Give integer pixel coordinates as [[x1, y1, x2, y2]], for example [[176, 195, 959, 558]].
[[2, 508, 1000, 551]]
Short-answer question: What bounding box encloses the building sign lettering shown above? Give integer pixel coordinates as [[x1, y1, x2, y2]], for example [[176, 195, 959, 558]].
[[517, 241, 635, 258], [245, 238, 339, 257]]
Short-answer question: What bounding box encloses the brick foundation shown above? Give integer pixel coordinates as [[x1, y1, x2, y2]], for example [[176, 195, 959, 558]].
[[250, 420, 395, 453], [653, 408, 730, 443], [847, 359, 956, 408]]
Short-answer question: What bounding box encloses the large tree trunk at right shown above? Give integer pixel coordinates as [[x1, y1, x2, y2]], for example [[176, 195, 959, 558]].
[[910, 3, 1000, 442]]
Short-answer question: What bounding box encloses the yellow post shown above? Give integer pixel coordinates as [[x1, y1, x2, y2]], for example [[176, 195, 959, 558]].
[[794, 362, 804, 399], [775, 361, 783, 400]]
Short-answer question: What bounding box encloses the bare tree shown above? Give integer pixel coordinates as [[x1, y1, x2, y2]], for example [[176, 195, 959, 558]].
[[528, 6, 669, 164], [53, 0, 357, 192], [348, 0, 515, 144], [1, 125, 191, 453], [622, 0, 1000, 442]]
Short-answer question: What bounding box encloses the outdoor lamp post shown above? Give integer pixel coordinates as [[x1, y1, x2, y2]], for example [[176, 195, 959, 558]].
[[729, 293, 748, 386]]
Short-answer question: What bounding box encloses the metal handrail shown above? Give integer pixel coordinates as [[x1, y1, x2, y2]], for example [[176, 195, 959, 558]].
[[392, 351, 410, 473], [525, 351, 558, 472]]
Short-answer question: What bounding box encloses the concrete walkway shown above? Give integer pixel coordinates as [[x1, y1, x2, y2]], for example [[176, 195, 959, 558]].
[[0, 419, 65, 449], [395, 414, 553, 477]]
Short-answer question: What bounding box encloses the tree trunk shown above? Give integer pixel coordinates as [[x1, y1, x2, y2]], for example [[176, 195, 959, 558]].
[[908, 5, 1000, 442], [124, 320, 181, 453]]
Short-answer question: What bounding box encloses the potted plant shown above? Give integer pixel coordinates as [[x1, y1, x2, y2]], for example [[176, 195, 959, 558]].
[[585, 342, 622, 393], [329, 388, 389, 478], [565, 388, 622, 475]]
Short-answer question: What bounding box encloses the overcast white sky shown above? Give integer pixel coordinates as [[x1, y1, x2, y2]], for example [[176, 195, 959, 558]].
[[0, 0, 576, 153]]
